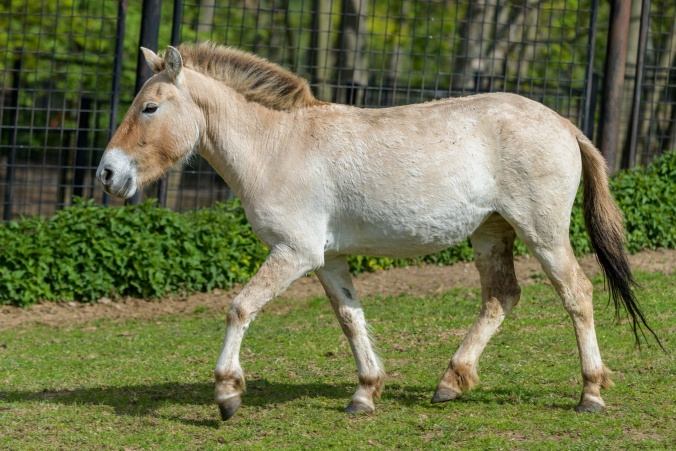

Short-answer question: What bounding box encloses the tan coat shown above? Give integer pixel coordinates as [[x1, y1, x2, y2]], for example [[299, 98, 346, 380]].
[[97, 43, 658, 421]]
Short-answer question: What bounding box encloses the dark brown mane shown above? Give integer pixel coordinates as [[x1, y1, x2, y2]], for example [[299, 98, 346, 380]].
[[165, 42, 325, 111]]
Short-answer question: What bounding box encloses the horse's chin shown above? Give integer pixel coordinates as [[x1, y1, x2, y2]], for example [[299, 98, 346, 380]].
[[116, 177, 138, 199], [100, 176, 137, 199]]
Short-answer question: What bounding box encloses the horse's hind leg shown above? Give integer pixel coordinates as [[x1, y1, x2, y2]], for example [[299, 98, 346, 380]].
[[316, 257, 385, 414], [527, 241, 613, 412], [433, 214, 521, 403]]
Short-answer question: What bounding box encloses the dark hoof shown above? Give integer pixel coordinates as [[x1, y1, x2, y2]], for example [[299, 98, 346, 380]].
[[344, 400, 374, 415], [218, 396, 242, 421], [574, 400, 604, 413], [431, 387, 460, 404]]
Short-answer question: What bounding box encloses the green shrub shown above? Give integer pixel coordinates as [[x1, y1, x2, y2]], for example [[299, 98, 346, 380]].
[[0, 199, 268, 306], [612, 151, 676, 251], [1, 151, 674, 307]]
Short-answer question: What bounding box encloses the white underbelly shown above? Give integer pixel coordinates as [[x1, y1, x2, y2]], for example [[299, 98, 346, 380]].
[[324, 204, 493, 258]]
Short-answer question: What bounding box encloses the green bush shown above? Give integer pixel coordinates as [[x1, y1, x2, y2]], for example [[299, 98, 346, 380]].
[[612, 151, 676, 251], [0, 199, 268, 306], [1, 151, 674, 307]]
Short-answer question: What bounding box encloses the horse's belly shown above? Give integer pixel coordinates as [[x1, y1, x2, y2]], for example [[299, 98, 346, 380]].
[[325, 205, 492, 258]]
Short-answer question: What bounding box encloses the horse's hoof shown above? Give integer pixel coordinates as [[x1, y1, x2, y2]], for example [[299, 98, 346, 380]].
[[574, 400, 604, 413], [344, 400, 374, 415], [218, 396, 242, 421], [431, 387, 460, 404]]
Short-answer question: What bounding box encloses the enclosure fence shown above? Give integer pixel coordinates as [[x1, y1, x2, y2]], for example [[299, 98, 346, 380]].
[[1, 0, 675, 220]]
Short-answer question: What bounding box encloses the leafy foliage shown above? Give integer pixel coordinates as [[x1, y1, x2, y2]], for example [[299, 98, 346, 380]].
[[612, 151, 676, 251], [0, 199, 268, 306], [1, 151, 674, 307]]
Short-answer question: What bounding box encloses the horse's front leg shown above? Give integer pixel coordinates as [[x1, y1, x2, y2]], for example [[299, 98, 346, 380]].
[[316, 257, 386, 414], [215, 246, 316, 420]]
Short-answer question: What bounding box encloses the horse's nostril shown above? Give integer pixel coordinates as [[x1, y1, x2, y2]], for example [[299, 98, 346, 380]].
[[101, 167, 114, 184]]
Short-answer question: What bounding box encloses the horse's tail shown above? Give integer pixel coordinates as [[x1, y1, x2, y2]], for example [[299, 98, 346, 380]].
[[576, 133, 664, 351]]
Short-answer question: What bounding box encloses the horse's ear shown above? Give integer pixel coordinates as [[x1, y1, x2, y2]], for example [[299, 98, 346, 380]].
[[141, 47, 163, 74], [164, 46, 183, 81]]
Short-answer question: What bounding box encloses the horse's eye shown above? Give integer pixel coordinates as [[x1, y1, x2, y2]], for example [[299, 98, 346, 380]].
[[143, 104, 158, 114]]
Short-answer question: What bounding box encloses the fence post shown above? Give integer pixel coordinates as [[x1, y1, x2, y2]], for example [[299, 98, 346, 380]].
[[3, 49, 22, 221], [128, 0, 162, 206], [582, 0, 599, 140], [153, 0, 186, 209], [171, 0, 183, 46], [72, 96, 91, 201], [103, 0, 128, 207], [600, 0, 631, 173]]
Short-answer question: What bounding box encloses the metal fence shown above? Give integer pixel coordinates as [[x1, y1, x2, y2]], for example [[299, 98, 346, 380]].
[[1, 0, 675, 220]]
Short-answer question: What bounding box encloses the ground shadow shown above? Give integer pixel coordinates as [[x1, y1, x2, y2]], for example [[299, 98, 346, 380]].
[[428, 386, 578, 412], [0, 379, 430, 425], [0, 379, 575, 426]]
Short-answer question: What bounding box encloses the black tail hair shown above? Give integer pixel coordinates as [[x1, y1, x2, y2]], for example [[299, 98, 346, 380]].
[[578, 134, 665, 352]]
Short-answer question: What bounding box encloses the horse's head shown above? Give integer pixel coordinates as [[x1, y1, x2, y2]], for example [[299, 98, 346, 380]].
[[97, 46, 201, 198]]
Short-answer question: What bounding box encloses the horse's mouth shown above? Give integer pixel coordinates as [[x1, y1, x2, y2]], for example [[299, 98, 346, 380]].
[[99, 175, 137, 199], [115, 177, 135, 199]]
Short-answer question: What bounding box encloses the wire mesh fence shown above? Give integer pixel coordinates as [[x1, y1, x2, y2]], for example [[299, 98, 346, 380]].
[[179, 1, 599, 116], [167, 0, 604, 211], [1, 0, 674, 220], [0, 0, 126, 220], [634, 3, 676, 164]]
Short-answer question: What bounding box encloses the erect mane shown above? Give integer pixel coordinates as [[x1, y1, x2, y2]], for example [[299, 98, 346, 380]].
[[168, 42, 325, 111]]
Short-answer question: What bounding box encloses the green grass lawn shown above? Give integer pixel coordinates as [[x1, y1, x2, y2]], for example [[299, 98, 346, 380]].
[[1, 271, 674, 449]]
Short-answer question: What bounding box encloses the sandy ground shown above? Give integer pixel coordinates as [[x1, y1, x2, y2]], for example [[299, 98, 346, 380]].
[[1, 249, 674, 330]]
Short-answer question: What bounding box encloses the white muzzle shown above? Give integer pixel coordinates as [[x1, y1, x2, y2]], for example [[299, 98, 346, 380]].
[[96, 148, 138, 199]]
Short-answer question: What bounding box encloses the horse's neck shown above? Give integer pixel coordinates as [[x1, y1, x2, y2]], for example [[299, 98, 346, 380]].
[[187, 71, 290, 201]]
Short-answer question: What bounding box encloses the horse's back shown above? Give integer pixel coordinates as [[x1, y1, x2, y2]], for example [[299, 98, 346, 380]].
[[263, 93, 584, 258]]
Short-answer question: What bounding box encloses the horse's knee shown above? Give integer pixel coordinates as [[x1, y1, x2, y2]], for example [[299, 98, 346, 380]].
[[226, 301, 249, 326]]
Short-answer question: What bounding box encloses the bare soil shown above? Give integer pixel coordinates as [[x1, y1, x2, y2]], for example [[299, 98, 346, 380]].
[[1, 249, 674, 330]]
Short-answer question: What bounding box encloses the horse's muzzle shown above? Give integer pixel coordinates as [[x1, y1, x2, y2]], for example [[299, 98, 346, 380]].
[[96, 148, 138, 199]]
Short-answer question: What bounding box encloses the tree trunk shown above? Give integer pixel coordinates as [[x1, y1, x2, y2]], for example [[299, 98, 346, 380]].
[[197, 0, 215, 37], [483, 2, 533, 91], [619, 0, 643, 166], [600, 0, 631, 173], [309, 0, 333, 102], [334, 0, 369, 105], [451, 0, 499, 93], [511, 5, 539, 92], [638, 10, 676, 163]]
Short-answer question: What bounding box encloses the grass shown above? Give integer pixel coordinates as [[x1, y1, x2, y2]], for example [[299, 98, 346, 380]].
[[1, 271, 674, 449]]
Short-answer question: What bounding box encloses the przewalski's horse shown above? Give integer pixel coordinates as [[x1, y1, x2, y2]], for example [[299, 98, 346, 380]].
[[97, 43, 661, 420]]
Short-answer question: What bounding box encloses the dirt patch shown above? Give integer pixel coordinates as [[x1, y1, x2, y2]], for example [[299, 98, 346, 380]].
[[1, 249, 674, 330]]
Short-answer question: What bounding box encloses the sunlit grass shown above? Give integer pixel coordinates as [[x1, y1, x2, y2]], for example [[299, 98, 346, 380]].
[[1, 271, 674, 449]]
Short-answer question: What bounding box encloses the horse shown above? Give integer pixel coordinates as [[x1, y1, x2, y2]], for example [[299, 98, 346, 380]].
[[97, 42, 660, 421]]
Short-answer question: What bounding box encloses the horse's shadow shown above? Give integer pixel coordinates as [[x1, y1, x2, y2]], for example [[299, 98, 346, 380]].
[[0, 379, 427, 428], [0, 379, 571, 428]]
